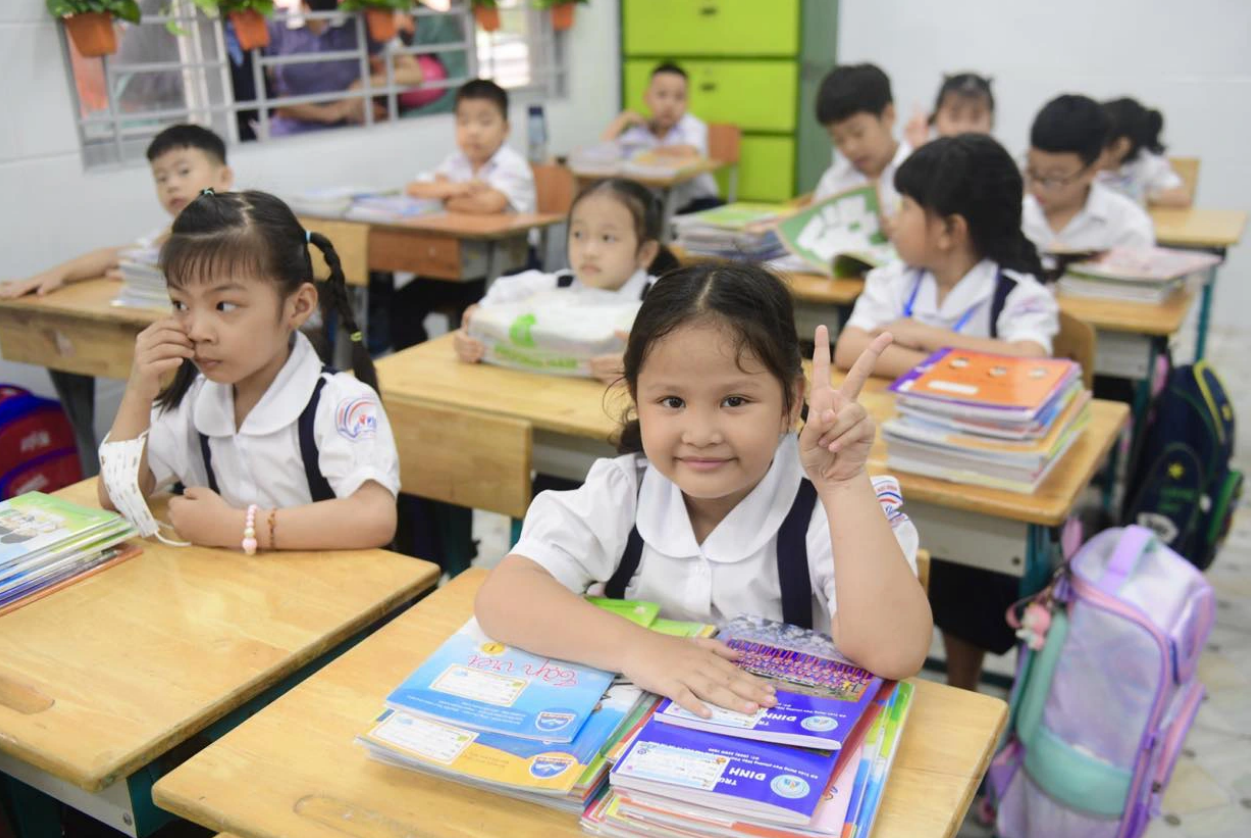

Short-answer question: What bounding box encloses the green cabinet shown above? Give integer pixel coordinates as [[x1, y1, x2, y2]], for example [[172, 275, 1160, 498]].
[[619, 0, 838, 203]]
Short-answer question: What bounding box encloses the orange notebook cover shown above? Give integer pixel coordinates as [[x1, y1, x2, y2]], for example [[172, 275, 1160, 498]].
[[890, 349, 1077, 411]]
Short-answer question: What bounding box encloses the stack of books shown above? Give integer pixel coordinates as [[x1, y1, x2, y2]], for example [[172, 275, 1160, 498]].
[[287, 186, 383, 218], [1057, 247, 1221, 304], [0, 493, 139, 616], [343, 194, 442, 223], [582, 616, 914, 838], [357, 605, 714, 812], [568, 145, 706, 181], [882, 350, 1090, 493], [673, 203, 789, 261], [112, 245, 168, 309]]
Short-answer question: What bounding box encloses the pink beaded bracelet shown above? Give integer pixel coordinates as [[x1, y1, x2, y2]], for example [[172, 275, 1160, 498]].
[[243, 504, 259, 555]]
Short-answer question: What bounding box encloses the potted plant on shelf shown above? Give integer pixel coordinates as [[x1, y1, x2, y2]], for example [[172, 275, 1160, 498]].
[[46, 0, 142, 58], [215, 1, 274, 51], [533, 0, 586, 32], [340, 0, 412, 43], [470, 0, 500, 33]]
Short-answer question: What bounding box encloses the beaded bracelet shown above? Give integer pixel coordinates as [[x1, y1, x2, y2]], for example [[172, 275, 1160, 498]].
[[267, 508, 277, 550], [243, 504, 259, 555]]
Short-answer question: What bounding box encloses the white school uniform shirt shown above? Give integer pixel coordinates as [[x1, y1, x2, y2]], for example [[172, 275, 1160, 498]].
[[1097, 152, 1183, 206], [1021, 181, 1155, 254], [478, 268, 655, 307], [812, 140, 912, 215], [143, 331, 401, 509], [513, 434, 919, 629], [420, 143, 537, 215], [846, 259, 1060, 353], [618, 113, 719, 207]]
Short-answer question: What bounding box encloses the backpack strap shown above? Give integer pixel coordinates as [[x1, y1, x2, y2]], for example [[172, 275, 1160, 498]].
[[776, 479, 819, 630], [987, 270, 1019, 340], [555, 271, 576, 289], [197, 367, 336, 503]]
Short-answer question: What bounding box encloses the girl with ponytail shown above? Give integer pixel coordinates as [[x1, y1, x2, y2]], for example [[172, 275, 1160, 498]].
[[1099, 97, 1191, 208], [98, 189, 400, 551]]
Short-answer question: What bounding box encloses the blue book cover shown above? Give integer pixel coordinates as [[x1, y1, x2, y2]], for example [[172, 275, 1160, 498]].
[[385, 617, 615, 743], [610, 717, 837, 826], [653, 628, 881, 749]]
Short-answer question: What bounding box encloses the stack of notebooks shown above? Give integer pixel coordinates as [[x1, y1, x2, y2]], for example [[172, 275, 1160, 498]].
[[357, 602, 714, 812], [112, 245, 168, 309], [882, 350, 1090, 493], [583, 616, 914, 838], [672, 203, 789, 261], [287, 187, 441, 222], [1057, 246, 1222, 304], [568, 145, 708, 181], [0, 492, 139, 616]]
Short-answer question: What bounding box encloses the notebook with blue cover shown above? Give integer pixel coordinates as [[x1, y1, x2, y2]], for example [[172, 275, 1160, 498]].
[[385, 617, 614, 743]]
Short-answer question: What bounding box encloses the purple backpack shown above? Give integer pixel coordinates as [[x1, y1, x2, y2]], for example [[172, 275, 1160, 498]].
[[989, 525, 1214, 837]]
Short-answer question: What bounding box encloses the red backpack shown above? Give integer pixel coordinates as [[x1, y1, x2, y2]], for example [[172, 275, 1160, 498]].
[[0, 386, 82, 498]]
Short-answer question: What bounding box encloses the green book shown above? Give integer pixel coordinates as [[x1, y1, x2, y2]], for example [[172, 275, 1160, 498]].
[[587, 596, 660, 628]]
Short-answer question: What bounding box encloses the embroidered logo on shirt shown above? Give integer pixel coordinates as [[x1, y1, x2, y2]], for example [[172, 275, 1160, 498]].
[[872, 476, 909, 528], [335, 396, 378, 442]]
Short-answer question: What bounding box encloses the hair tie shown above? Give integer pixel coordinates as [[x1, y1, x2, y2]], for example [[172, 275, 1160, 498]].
[[305, 229, 311, 244], [200, 187, 215, 197], [349, 331, 363, 343]]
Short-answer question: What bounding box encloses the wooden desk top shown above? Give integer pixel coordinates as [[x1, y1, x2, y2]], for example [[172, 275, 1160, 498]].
[[0, 277, 163, 326], [381, 210, 566, 239], [154, 569, 1007, 838], [0, 480, 439, 792], [1150, 207, 1247, 249], [1057, 287, 1196, 337], [380, 336, 1127, 526]]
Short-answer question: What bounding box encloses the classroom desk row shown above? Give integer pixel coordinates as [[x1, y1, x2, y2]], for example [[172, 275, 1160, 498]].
[[0, 486, 1008, 838]]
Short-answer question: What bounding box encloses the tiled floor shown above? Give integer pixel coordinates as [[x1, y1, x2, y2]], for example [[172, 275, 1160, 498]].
[[470, 320, 1251, 837]]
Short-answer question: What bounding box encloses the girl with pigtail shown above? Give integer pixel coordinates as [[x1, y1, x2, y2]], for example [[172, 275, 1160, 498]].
[[98, 189, 400, 551]]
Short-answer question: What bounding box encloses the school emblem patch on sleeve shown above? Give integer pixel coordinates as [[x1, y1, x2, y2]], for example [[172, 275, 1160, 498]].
[[335, 396, 378, 441]]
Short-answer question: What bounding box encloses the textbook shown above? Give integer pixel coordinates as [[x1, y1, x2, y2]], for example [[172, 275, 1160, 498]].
[[112, 245, 167, 310], [774, 187, 896, 277], [653, 636, 882, 749], [344, 194, 442, 222], [845, 682, 914, 838], [1056, 246, 1220, 304], [889, 349, 1081, 424], [673, 202, 790, 262], [385, 617, 615, 742]]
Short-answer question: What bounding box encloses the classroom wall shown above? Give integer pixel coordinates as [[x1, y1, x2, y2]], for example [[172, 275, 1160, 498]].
[[0, 0, 621, 434], [836, 0, 1251, 331]]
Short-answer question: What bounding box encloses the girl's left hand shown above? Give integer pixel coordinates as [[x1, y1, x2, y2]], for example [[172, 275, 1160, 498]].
[[168, 486, 243, 549], [799, 325, 891, 489], [876, 318, 939, 351]]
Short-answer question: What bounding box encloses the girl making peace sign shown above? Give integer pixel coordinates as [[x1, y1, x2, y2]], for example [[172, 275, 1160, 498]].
[[475, 262, 932, 718]]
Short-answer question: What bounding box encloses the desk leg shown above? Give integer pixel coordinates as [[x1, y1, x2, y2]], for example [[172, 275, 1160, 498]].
[[50, 370, 98, 479], [1195, 260, 1219, 361], [660, 186, 678, 243]]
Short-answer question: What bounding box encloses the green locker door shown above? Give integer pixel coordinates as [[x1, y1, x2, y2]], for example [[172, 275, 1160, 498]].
[[622, 0, 800, 56], [624, 59, 798, 133]]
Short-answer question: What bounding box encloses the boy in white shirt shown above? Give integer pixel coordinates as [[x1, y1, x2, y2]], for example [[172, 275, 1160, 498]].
[[602, 62, 720, 214], [1021, 95, 1155, 261], [812, 63, 911, 221], [393, 79, 537, 348]]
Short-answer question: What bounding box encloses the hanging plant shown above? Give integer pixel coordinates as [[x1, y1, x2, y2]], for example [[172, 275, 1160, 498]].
[[182, 1, 275, 50], [340, 0, 413, 43], [46, 1, 142, 58], [470, 0, 500, 33], [532, 0, 586, 32]]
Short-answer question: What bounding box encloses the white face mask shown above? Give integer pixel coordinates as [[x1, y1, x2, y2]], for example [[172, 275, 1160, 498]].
[[99, 432, 189, 547]]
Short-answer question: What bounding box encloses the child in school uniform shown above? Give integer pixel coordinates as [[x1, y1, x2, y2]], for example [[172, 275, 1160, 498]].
[[475, 263, 933, 717], [602, 62, 721, 215], [1098, 97, 1191, 208], [812, 63, 911, 219], [98, 190, 400, 551], [904, 73, 995, 150], [454, 178, 679, 383], [1021, 95, 1155, 259], [394, 78, 537, 348], [0, 125, 233, 300], [836, 133, 1060, 691]]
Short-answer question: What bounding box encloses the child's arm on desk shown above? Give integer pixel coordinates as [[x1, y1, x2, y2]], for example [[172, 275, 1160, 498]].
[[444, 181, 511, 214], [476, 556, 777, 718], [1148, 186, 1192, 209], [1, 246, 124, 299], [405, 176, 475, 200], [873, 318, 1048, 359], [602, 110, 646, 141], [835, 325, 928, 379]]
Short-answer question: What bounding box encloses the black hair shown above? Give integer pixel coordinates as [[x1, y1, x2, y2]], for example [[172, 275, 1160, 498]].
[[651, 62, 688, 81], [815, 63, 893, 126], [569, 178, 679, 276], [146, 124, 227, 166], [895, 134, 1044, 279], [616, 262, 802, 454], [155, 190, 376, 411], [305, 0, 339, 12], [930, 73, 994, 124], [1103, 97, 1166, 161], [1030, 94, 1109, 166], [455, 78, 509, 121]]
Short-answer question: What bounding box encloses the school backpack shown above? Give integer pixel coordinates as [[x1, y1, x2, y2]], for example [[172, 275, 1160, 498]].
[[1120, 358, 1241, 570], [0, 385, 82, 498], [988, 525, 1214, 838]]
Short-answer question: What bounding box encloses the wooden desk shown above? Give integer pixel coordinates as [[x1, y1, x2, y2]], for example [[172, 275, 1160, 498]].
[[1149, 206, 1247, 360], [152, 569, 1008, 838], [378, 335, 1129, 575], [0, 480, 440, 837]]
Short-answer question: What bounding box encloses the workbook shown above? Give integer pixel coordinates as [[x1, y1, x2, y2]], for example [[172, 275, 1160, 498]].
[[385, 617, 614, 742], [889, 349, 1081, 423], [774, 187, 896, 277]]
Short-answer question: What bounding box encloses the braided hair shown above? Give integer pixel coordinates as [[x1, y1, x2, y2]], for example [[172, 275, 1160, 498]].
[[156, 189, 376, 411]]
